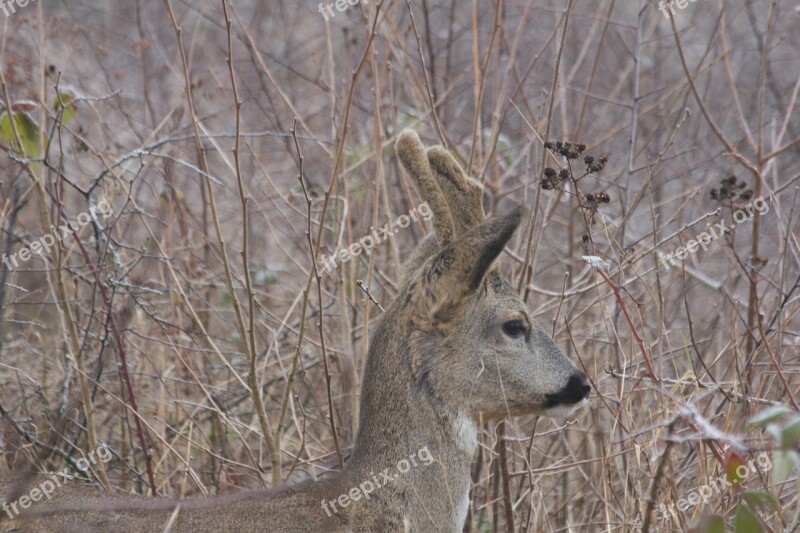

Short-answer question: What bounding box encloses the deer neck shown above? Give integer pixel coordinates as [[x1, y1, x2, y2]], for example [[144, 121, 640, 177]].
[[341, 315, 477, 531]]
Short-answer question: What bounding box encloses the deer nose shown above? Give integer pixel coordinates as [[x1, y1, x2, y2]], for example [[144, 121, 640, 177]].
[[545, 372, 591, 407]]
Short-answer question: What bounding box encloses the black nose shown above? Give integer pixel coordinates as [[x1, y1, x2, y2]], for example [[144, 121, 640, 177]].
[[545, 373, 591, 407]]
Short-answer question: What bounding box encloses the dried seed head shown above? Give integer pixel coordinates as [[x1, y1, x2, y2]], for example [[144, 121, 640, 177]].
[[541, 166, 566, 190]]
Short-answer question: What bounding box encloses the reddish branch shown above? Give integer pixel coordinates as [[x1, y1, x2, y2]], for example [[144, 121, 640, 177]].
[[595, 270, 658, 384], [58, 205, 157, 495]]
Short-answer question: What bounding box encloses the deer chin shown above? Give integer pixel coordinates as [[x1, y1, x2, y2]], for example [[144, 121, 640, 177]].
[[476, 400, 583, 419], [541, 397, 589, 418]]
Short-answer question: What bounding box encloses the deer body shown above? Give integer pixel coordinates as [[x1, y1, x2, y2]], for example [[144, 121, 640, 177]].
[[1, 130, 590, 532]]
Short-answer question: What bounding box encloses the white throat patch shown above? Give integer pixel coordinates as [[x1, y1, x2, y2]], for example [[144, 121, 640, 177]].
[[452, 414, 478, 455], [454, 491, 470, 532]]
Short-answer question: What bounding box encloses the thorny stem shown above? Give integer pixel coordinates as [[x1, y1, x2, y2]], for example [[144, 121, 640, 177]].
[[668, 12, 764, 362], [642, 420, 677, 532], [517, 0, 574, 293], [594, 270, 658, 384], [290, 119, 343, 468], [275, 3, 383, 473], [0, 66, 110, 490], [220, 0, 281, 485], [56, 206, 157, 494]]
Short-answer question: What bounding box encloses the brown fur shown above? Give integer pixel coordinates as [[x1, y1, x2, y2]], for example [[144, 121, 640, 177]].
[[0, 129, 590, 532]]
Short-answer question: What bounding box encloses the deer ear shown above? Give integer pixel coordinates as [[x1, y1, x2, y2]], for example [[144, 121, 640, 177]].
[[418, 206, 525, 324]]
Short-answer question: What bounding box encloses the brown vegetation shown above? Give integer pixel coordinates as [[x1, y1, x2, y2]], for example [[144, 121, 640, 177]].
[[1, 0, 799, 530]]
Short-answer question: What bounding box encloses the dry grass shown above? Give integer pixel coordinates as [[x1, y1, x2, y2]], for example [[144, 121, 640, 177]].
[[1, 0, 799, 530]]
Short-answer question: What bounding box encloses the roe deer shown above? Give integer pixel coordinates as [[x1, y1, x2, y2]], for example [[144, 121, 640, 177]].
[[0, 129, 591, 532]]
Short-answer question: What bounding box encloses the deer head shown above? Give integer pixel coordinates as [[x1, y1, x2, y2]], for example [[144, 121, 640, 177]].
[[393, 129, 590, 421]]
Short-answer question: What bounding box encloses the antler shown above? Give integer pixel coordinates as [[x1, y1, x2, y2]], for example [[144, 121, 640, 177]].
[[426, 146, 486, 233], [396, 130, 455, 246], [396, 130, 487, 245]]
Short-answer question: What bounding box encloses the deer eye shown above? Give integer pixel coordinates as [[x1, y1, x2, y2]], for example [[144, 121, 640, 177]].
[[502, 319, 529, 338]]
